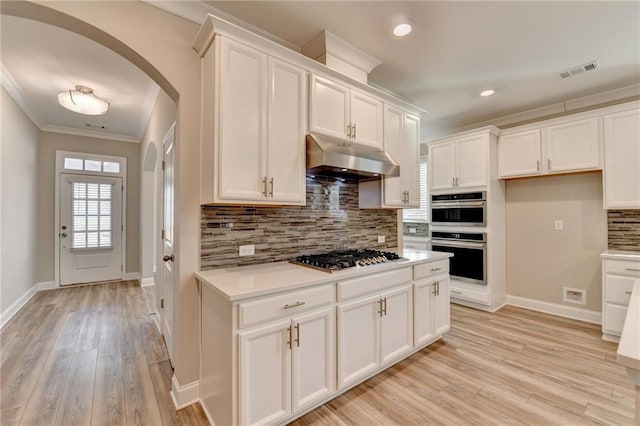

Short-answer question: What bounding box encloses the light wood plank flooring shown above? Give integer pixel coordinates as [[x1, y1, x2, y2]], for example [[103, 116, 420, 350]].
[[0, 280, 209, 426], [3, 282, 636, 425], [291, 304, 636, 426]]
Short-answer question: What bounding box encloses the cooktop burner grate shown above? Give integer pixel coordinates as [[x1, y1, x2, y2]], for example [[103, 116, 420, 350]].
[[291, 249, 402, 273]]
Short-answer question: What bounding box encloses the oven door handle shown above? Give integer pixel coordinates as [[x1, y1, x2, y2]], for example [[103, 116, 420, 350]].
[[431, 239, 486, 249], [431, 201, 486, 208]]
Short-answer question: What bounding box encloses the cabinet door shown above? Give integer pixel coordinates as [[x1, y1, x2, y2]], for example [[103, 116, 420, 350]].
[[498, 129, 542, 178], [238, 319, 292, 426], [544, 117, 600, 173], [382, 105, 405, 207], [603, 108, 640, 209], [350, 90, 383, 150], [218, 38, 267, 201], [429, 142, 456, 191], [413, 279, 435, 347], [267, 58, 307, 204], [309, 75, 349, 139], [603, 303, 628, 336], [291, 307, 334, 412], [433, 275, 450, 337], [379, 285, 413, 366], [457, 134, 489, 189], [337, 294, 380, 388], [403, 113, 421, 207]]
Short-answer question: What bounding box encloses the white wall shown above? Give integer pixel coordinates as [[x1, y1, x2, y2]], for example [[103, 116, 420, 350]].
[[0, 87, 39, 314], [140, 91, 176, 285], [506, 172, 607, 312]]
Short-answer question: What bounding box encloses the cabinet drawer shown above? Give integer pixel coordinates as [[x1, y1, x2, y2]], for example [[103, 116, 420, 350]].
[[338, 268, 412, 301], [449, 286, 490, 305], [414, 260, 449, 280], [603, 303, 628, 336], [605, 275, 635, 306], [605, 259, 640, 277], [238, 285, 333, 328]]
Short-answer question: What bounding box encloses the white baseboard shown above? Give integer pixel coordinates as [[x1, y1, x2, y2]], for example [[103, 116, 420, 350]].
[[140, 277, 155, 287], [0, 284, 38, 329], [123, 272, 141, 282], [37, 281, 55, 290], [170, 375, 200, 410], [506, 295, 602, 324]]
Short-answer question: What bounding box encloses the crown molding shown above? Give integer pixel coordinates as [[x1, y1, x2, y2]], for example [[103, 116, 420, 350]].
[[138, 81, 161, 139], [142, 0, 301, 52], [41, 124, 140, 144], [1, 64, 44, 128]]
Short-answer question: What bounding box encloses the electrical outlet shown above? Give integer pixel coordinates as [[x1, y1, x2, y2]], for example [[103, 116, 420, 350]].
[[409, 228, 417, 234], [239, 245, 255, 256], [378, 235, 385, 243], [554, 220, 564, 231]]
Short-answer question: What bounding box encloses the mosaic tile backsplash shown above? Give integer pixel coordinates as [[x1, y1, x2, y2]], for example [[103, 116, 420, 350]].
[[201, 176, 398, 269], [608, 210, 640, 251]]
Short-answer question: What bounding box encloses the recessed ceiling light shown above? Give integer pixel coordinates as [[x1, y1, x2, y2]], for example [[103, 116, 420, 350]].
[[393, 19, 414, 37], [480, 89, 496, 97]]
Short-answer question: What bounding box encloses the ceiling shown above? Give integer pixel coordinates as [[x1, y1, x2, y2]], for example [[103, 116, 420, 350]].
[[1, 14, 158, 143], [207, 1, 640, 138], [1, 2, 638, 142]]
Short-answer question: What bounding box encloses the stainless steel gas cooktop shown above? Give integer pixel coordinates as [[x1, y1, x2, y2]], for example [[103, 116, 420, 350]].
[[291, 249, 404, 273]]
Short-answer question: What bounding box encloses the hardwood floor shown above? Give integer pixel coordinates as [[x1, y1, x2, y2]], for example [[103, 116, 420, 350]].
[[3, 282, 636, 425], [291, 304, 636, 426], [0, 280, 209, 426]]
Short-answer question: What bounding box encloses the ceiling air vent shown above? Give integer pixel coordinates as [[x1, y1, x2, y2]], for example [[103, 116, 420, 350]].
[[559, 61, 599, 79], [85, 123, 107, 130]]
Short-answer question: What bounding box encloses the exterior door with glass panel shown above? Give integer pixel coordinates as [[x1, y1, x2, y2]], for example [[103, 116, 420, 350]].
[[59, 174, 122, 285]]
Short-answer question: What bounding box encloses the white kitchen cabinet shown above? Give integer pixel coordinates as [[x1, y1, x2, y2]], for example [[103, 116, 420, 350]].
[[310, 74, 383, 150], [603, 108, 640, 209], [201, 37, 306, 205], [337, 284, 413, 388], [239, 306, 335, 426], [602, 256, 640, 342], [498, 117, 601, 179], [413, 259, 451, 347], [498, 129, 542, 177], [429, 132, 489, 191]]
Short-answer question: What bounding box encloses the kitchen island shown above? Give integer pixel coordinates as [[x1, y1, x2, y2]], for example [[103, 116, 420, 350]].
[[195, 250, 452, 426]]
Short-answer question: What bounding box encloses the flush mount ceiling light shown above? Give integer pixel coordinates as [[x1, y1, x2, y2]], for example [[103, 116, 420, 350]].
[[57, 85, 110, 115], [480, 89, 496, 97], [392, 18, 414, 37]]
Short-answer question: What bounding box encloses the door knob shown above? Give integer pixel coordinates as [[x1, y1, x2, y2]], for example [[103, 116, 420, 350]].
[[163, 254, 175, 262], [61, 225, 67, 230], [60, 232, 67, 238]]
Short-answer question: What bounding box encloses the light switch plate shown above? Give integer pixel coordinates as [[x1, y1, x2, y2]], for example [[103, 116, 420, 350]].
[[554, 220, 564, 231], [409, 228, 417, 234], [378, 235, 385, 243], [239, 245, 255, 256]]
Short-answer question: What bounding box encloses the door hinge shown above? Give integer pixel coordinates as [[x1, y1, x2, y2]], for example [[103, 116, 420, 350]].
[[161, 298, 164, 309], [121, 225, 124, 232], [161, 229, 165, 240], [121, 264, 123, 271], [162, 161, 165, 171]]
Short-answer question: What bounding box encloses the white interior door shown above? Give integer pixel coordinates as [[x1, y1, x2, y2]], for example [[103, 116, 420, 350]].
[[161, 125, 175, 361], [59, 174, 122, 285]]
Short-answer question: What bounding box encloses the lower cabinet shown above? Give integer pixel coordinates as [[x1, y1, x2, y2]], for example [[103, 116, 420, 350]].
[[337, 284, 413, 388], [414, 274, 450, 346], [239, 307, 334, 426], [602, 256, 639, 341]]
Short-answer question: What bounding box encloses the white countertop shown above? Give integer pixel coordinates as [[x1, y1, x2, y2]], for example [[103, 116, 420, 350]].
[[601, 250, 640, 260], [195, 249, 451, 301]]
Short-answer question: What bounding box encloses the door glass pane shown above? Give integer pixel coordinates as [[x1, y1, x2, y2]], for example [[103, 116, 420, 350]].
[[71, 181, 113, 249]]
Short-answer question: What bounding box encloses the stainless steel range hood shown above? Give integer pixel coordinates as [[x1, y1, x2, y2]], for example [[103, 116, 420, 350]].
[[306, 133, 399, 180]]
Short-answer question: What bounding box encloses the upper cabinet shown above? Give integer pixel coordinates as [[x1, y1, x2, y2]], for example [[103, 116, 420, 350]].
[[358, 105, 420, 209], [498, 117, 601, 179], [310, 75, 383, 150], [603, 108, 640, 209], [200, 37, 307, 205], [429, 131, 490, 192]]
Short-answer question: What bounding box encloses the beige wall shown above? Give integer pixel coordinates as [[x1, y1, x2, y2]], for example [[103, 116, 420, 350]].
[[1, 87, 39, 314], [139, 91, 176, 285], [36, 132, 141, 281], [10, 1, 203, 386], [506, 172, 607, 311]]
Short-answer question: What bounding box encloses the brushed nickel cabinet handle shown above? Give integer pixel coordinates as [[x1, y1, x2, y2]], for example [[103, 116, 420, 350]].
[[432, 282, 438, 296], [262, 177, 267, 197], [456, 177, 459, 187], [383, 297, 387, 316], [537, 160, 540, 171], [406, 190, 410, 204], [283, 301, 306, 309], [353, 123, 357, 139], [347, 124, 352, 139], [269, 177, 274, 197], [286, 326, 292, 349], [625, 291, 632, 295], [436, 281, 440, 296], [295, 323, 300, 347], [431, 267, 442, 272], [548, 158, 551, 170]]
